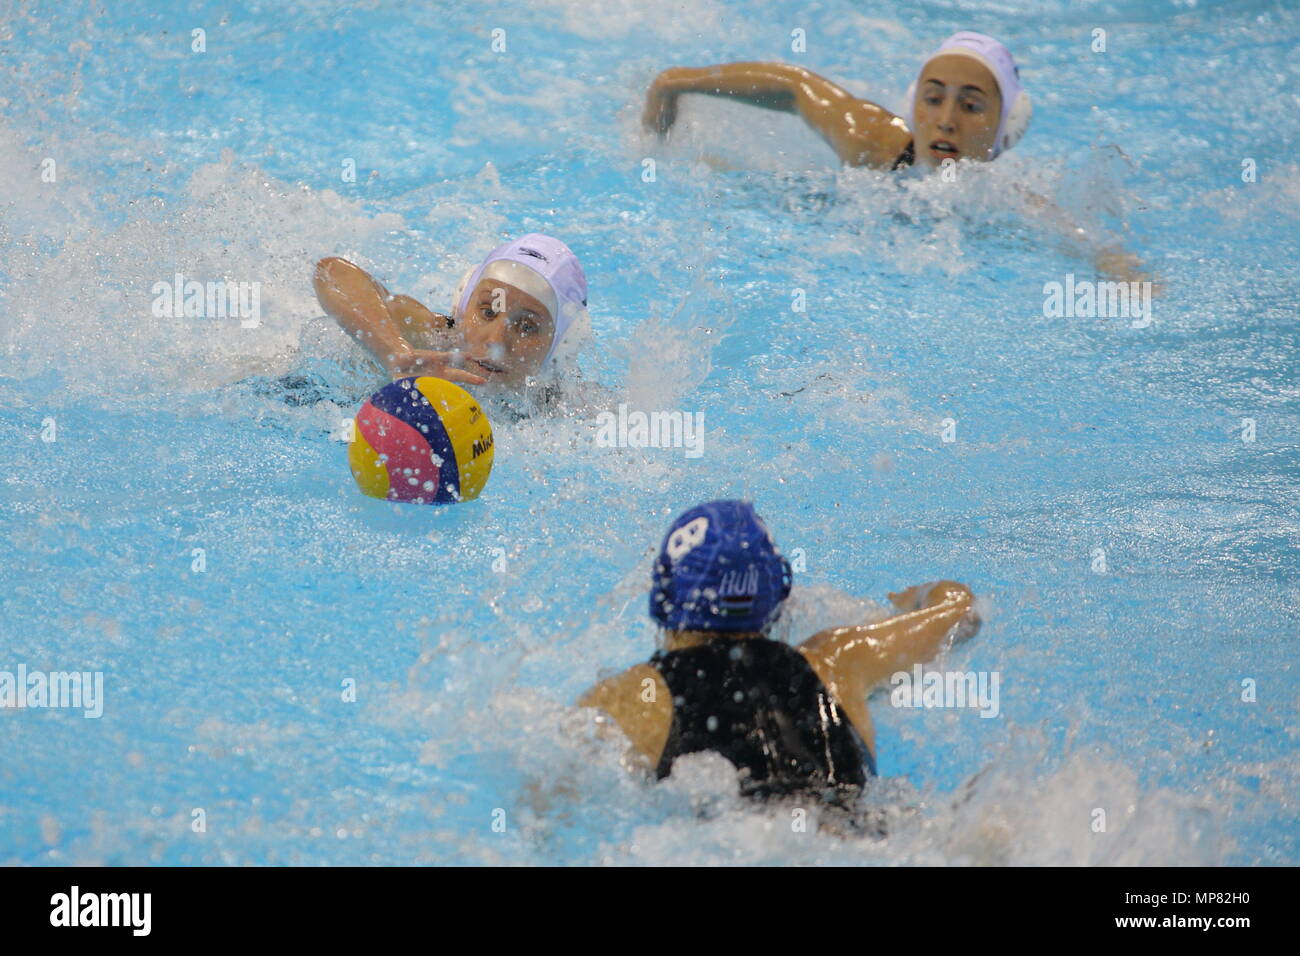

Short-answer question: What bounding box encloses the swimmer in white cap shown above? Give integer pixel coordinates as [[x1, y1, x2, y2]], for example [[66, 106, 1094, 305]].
[[646, 31, 1027, 170], [644, 33, 1149, 282], [314, 233, 589, 392]]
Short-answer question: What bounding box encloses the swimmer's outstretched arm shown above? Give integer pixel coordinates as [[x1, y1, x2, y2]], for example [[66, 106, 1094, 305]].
[[644, 62, 913, 169], [312, 257, 485, 385], [1015, 188, 1157, 288], [800, 581, 979, 701]]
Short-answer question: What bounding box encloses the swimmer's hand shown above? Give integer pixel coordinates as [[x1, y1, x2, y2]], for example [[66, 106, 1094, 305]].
[[643, 72, 681, 137], [386, 347, 487, 386], [887, 581, 981, 644]]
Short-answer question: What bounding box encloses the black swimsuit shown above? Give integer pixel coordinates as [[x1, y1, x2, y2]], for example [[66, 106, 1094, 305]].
[[649, 637, 876, 804], [892, 141, 916, 170]]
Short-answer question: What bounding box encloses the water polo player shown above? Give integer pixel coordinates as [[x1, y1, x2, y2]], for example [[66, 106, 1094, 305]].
[[314, 233, 589, 393], [579, 500, 981, 806], [643, 32, 1028, 170], [643, 32, 1150, 282]]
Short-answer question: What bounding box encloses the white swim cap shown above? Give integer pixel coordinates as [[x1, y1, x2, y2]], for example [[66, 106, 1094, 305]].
[[906, 31, 1032, 158], [452, 233, 589, 367], [477, 259, 559, 327]]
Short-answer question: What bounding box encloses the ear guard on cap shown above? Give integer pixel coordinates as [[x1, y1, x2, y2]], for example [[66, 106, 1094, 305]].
[[1000, 88, 1031, 152], [768, 553, 793, 624]]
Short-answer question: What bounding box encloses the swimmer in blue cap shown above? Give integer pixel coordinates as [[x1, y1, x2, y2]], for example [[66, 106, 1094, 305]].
[[643, 32, 1148, 281], [314, 233, 589, 393], [579, 500, 980, 807]]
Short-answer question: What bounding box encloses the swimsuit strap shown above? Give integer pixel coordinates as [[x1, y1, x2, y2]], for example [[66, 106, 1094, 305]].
[[892, 140, 916, 170]]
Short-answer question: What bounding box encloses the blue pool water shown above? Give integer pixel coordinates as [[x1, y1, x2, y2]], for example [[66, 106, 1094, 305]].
[[1, 0, 1297, 865]]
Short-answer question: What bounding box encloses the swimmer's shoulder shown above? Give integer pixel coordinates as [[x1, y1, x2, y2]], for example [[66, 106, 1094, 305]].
[[578, 662, 673, 765], [834, 99, 915, 169]]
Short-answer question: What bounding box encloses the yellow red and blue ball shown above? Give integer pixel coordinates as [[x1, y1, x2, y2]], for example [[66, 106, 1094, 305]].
[[348, 376, 494, 505]]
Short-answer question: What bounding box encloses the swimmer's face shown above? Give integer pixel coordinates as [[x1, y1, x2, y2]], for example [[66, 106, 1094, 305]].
[[912, 54, 1002, 167], [457, 279, 555, 389]]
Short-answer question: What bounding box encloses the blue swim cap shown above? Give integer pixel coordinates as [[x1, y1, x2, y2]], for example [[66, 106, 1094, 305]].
[[649, 500, 792, 633]]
